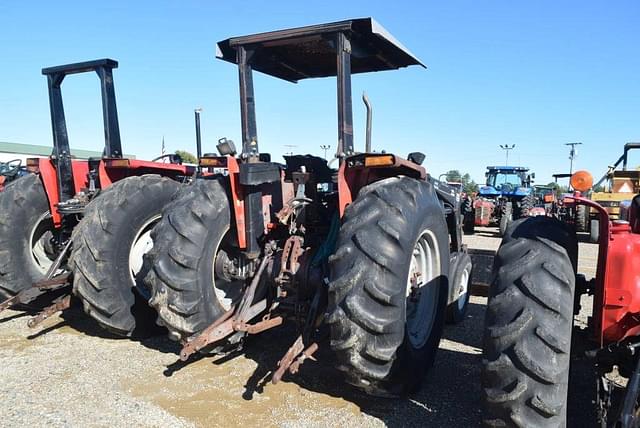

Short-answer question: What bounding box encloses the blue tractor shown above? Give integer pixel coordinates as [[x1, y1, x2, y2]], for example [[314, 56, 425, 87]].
[[463, 166, 536, 235]]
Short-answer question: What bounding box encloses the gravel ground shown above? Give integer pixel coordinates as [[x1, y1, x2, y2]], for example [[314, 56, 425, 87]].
[[0, 227, 600, 427]]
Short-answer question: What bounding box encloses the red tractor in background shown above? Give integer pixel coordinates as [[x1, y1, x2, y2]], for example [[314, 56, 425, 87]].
[[482, 170, 640, 426], [144, 18, 473, 396], [0, 59, 194, 335]]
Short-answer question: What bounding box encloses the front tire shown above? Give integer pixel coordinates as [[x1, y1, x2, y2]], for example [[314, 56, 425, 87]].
[[327, 176, 449, 396], [0, 174, 57, 299], [445, 251, 472, 324], [70, 175, 181, 336], [482, 216, 577, 427]]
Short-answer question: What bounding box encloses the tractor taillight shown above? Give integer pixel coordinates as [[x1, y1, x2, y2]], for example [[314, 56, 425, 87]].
[[26, 158, 40, 173], [364, 155, 395, 167], [570, 170, 593, 192], [106, 159, 130, 168], [200, 157, 227, 167]]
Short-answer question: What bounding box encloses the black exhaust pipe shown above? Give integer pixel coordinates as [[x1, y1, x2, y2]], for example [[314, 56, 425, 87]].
[[194, 108, 202, 171]]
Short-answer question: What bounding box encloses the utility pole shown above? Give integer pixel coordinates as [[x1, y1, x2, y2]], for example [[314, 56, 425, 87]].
[[565, 142, 582, 176], [320, 144, 331, 159], [499, 144, 516, 166]]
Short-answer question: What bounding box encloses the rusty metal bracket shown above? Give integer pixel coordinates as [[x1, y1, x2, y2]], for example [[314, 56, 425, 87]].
[[27, 294, 71, 328], [235, 315, 283, 334], [179, 298, 270, 361], [180, 309, 235, 361], [289, 342, 318, 375], [0, 272, 71, 314], [273, 335, 305, 383]]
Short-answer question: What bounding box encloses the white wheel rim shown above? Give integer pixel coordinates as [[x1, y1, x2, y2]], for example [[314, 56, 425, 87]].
[[211, 228, 243, 311], [30, 212, 57, 275], [406, 229, 441, 348], [129, 214, 162, 298], [457, 263, 471, 311]]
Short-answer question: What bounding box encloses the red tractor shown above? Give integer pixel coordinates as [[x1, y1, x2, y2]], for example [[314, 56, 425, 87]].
[[0, 59, 194, 335], [144, 18, 472, 395], [482, 170, 640, 426]]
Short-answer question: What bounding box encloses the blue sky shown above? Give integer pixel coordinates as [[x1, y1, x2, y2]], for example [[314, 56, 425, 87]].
[[0, 1, 638, 185]]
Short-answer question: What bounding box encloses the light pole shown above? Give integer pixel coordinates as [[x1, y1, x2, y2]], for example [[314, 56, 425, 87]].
[[320, 144, 331, 159], [499, 144, 516, 166], [565, 142, 582, 176]]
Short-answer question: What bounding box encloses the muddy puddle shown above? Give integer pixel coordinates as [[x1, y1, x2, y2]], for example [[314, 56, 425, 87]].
[[126, 352, 366, 427]]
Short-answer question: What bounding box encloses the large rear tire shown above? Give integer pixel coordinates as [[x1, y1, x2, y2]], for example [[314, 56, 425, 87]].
[[70, 175, 181, 336], [482, 216, 577, 427], [144, 178, 242, 342], [327, 176, 449, 396], [0, 174, 57, 299]]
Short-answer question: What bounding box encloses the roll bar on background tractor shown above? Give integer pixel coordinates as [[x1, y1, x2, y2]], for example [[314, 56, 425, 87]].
[[41, 59, 123, 202]]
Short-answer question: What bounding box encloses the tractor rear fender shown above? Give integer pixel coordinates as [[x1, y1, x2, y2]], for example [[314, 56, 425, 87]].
[[28, 157, 90, 227], [100, 158, 195, 185], [337, 153, 426, 216], [569, 195, 612, 345], [337, 153, 465, 272]]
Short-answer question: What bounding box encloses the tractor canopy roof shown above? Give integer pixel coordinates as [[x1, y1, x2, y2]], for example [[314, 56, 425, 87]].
[[486, 166, 529, 173], [216, 17, 425, 82]]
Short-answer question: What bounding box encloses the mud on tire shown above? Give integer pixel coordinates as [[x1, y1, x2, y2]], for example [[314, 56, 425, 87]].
[[144, 177, 237, 342], [70, 175, 181, 336], [0, 174, 56, 299], [327, 176, 450, 396], [482, 216, 577, 427]]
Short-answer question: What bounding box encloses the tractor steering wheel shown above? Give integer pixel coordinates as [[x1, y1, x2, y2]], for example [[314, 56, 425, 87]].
[[0, 159, 22, 177]]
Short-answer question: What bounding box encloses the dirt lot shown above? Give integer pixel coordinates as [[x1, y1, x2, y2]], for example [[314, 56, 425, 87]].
[[0, 227, 599, 427]]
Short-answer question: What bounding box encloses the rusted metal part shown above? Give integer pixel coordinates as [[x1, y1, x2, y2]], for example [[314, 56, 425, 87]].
[[289, 342, 318, 374], [235, 315, 283, 334], [276, 204, 294, 225], [275, 235, 304, 289], [34, 272, 71, 290], [27, 294, 71, 328], [0, 273, 71, 314], [0, 237, 73, 314], [0, 295, 20, 313], [236, 251, 273, 321], [180, 308, 235, 361], [180, 299, 270, 361], [272, 335, 304, 384]]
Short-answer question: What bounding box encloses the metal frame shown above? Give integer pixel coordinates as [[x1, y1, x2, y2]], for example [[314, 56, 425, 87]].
[[42, 58, 123, 201], [234, 31, 356, 159]]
